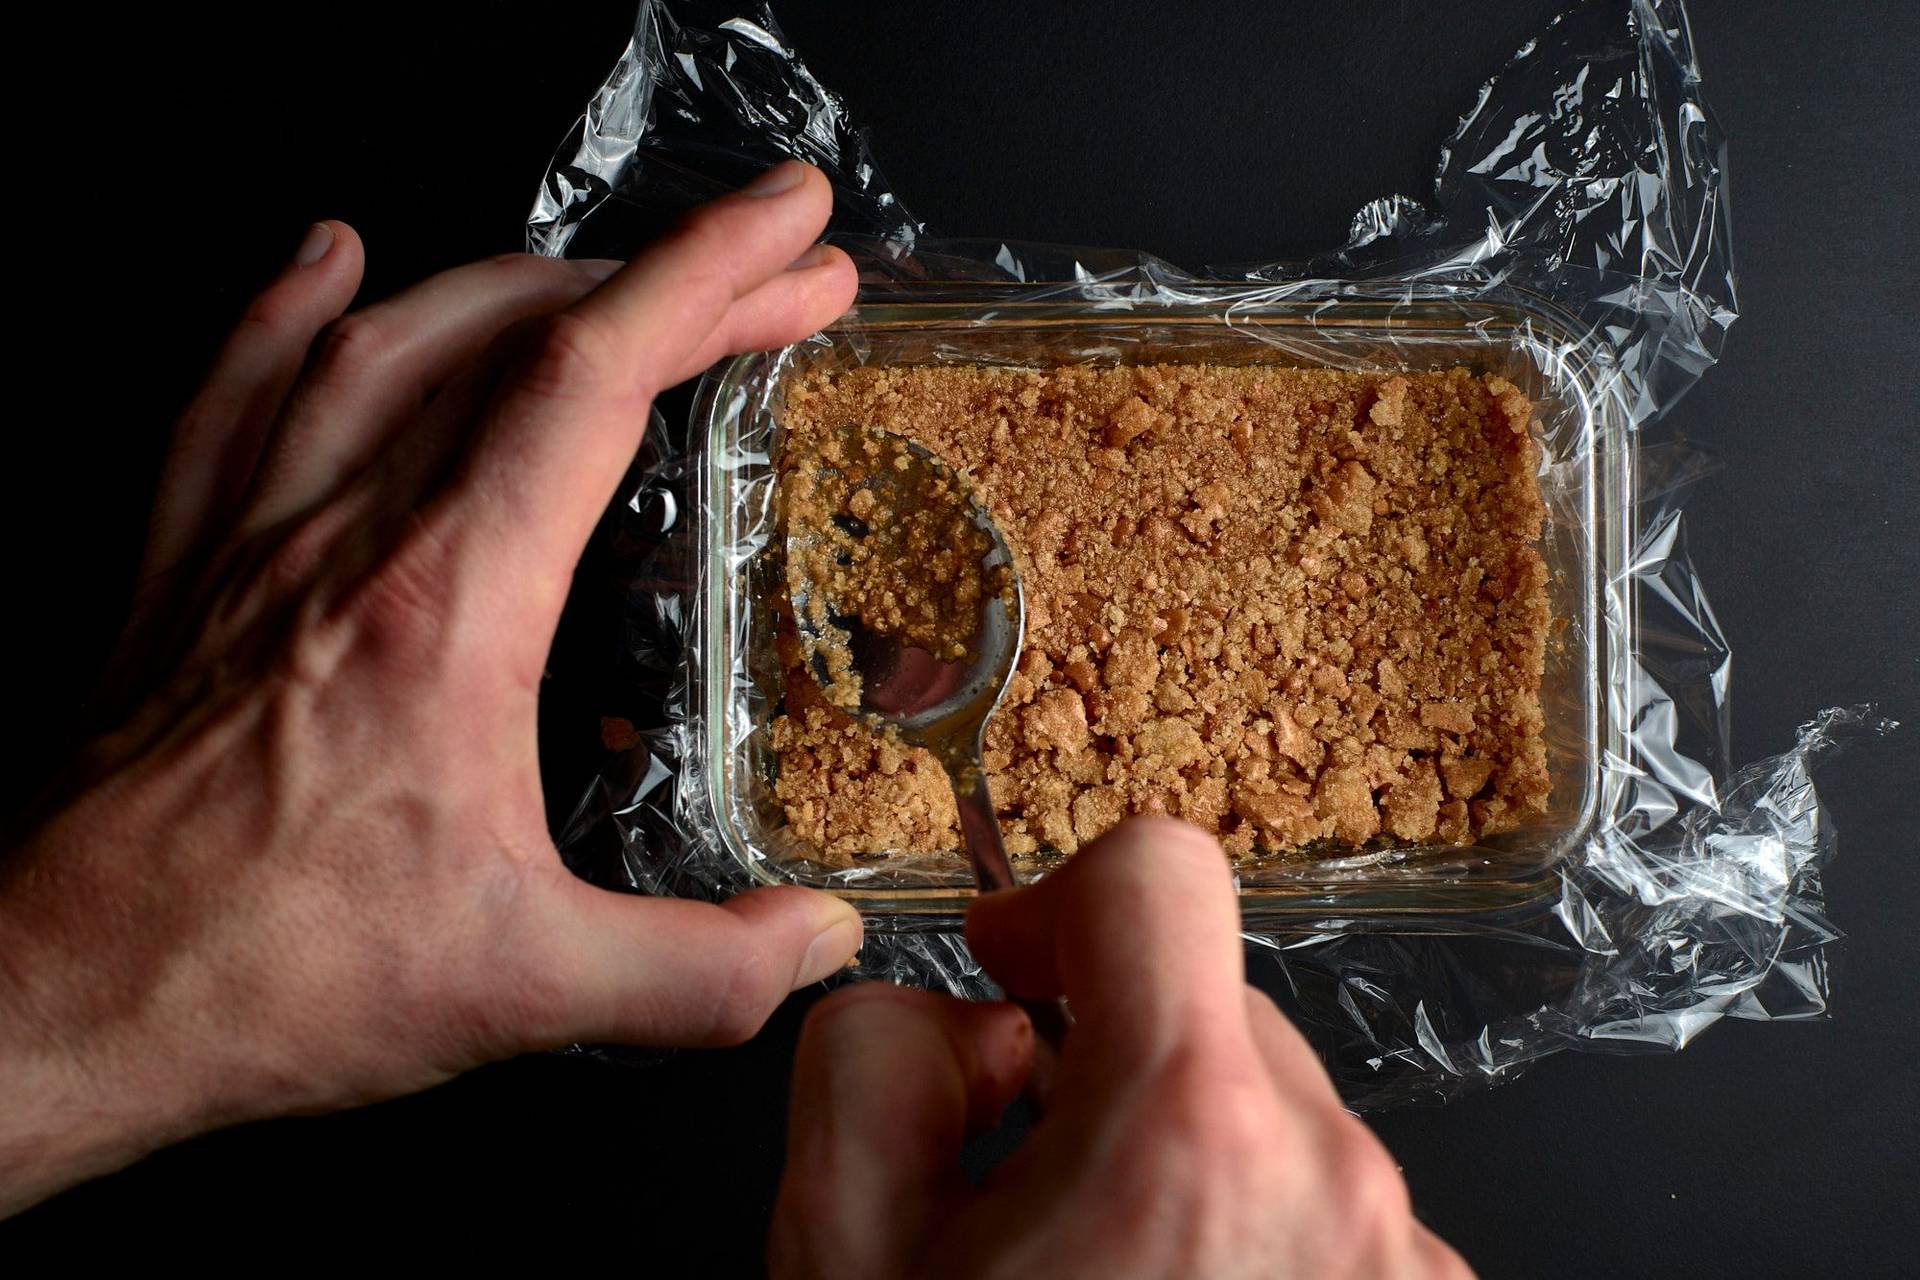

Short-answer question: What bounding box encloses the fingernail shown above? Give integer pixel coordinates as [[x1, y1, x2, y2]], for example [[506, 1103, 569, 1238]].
[[797, 913, 863, 986], [294, 221, 334, 267], [574, 257, 625, 282], [742, 159, 808, 198]]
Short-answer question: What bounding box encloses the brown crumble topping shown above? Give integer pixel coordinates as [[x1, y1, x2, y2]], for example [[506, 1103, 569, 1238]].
[[770, 364, 1551, 864]]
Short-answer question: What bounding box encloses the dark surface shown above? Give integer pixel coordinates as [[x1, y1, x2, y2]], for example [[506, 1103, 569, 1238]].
[[8, 1, 1918, 1273]]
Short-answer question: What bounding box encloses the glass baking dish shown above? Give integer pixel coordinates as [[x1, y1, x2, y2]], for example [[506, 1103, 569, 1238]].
[[693, 281, 1632, 932]]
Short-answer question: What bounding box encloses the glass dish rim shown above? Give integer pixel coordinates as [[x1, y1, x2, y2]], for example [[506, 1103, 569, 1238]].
[[695, 279, 1634, 932]]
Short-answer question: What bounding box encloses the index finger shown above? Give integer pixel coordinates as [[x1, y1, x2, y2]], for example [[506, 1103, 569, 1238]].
[[965, 817, 1249, 1062], [772, 985, 1034, 1279], [445, 160, 851, 586]]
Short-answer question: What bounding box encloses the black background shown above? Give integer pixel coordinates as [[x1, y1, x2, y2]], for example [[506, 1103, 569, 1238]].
[[8, 2, 1918, 1274]]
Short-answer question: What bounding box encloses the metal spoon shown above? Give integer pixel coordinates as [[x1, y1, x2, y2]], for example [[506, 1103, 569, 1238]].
[[785, 424, 1069, 1045]]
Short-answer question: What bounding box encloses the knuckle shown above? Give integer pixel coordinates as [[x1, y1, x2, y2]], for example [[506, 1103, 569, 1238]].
[[308, 313, 392, 383], [261, 512, 339, 594], [350, 529, 454, 658], [237, 279, 314, 334], [1185, 1085, 1272, 1166], [1143, 1047, 1279, 1182], [517, 311, 622, 403]]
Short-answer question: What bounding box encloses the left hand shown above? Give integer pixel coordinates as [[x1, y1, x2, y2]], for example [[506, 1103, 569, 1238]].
[[0, 160, 859, 1215]]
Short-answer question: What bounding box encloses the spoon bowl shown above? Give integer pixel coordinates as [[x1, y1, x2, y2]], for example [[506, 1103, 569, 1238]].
[[786, 426, 1024, 764]]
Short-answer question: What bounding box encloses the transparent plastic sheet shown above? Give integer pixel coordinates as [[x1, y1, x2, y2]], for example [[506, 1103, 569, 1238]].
[[534, 0, 1894, 1106]]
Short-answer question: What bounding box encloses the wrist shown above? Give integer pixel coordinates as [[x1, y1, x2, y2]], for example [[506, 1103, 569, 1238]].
[[0, 821, 230, 1215], [0, 1021, 148, 1216], [0, 933, 213, 1217]]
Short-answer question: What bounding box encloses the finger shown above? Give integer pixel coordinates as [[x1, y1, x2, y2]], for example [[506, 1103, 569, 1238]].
[[566, 162, 846, 393], [770, 984, 1033, 1280], [323, 247, 853, 583], [142, 220, 364, 582], [517, 877, 863, 1049], [240, 254, 626, 534], [445, 161, 854, 586], [663, 243, 855, 375], [965, 817, 1248, 1061]]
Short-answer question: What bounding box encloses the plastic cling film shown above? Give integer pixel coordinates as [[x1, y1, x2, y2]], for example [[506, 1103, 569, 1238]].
[[697, 291, 1622, 922], [535, 0, 1895, 1107]]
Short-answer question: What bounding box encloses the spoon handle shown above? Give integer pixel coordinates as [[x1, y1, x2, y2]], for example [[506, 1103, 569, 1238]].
[[952, 760, 1018, 893], [948, 759, 1072, 1048]]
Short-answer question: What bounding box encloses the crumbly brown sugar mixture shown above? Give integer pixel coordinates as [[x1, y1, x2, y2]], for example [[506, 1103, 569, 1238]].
[[779, 425, 1004, 710], [771, 364, 1551, 863]]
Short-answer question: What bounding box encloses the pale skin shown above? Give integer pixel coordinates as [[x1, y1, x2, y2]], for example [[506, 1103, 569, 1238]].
[[0, 161, 1470, 1277]]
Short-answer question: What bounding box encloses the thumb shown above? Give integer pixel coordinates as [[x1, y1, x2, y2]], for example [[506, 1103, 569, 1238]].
[[770, 985, 1033, 1280], [524, 878, 863, 1048]]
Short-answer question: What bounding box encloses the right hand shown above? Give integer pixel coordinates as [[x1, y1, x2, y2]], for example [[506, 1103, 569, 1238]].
[[769, 818, 1472, 1279]]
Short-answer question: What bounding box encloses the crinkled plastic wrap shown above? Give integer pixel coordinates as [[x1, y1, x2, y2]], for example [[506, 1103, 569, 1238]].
[[534, 0, 1893, 1107]]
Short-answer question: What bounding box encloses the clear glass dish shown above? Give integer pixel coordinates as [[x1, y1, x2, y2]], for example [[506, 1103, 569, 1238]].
[[694, 282, 1632, 932]]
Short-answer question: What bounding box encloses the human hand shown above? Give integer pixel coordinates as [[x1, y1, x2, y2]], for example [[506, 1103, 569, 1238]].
[[770, 818, 1472, 1279], [0, 161, 860, 1215]]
